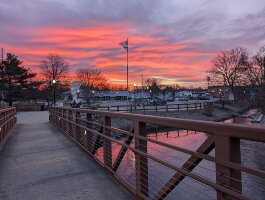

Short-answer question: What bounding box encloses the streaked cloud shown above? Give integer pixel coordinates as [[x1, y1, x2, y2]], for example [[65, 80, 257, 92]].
[[0, 0, 264, 87]]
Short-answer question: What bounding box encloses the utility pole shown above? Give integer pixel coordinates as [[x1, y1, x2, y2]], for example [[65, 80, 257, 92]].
[[207, 76, 210, 91], [126, 38, 129, 109], [119, 39, 129, 110], [1, 48, 4, 107], [141, 74, 144, 98]]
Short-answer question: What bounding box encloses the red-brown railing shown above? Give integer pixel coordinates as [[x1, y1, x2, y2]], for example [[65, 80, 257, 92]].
[[0, 107, 17, 150], [98, 102, 213, 113], [49, 107, 265, 200]]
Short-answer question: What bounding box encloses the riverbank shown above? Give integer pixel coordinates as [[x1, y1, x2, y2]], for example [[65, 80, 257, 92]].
[[111, 103, 251, 132], [134, 103, 250, 122]]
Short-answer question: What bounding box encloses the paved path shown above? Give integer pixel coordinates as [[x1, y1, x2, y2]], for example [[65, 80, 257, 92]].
[[0, 111, 131, 200]]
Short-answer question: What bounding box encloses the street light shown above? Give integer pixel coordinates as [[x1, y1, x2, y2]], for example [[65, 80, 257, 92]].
[[133, 83, 137, 99], [52, 79, 56, 106]]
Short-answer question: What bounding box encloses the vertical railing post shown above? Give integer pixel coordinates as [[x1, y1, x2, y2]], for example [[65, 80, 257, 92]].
[[68, 110, 72, 137], [143, 105, 145, 113], [134, 121, 148, 198], [155, 105, 158, 112], [186, 104, 188, 111], [215, 136, 242, 200], [166, 105, 168, 112], [62, 109, 65, 132], [75, 111, 80, 142], [58, 108, 62, 129], [103, 115, 112, 168], [86, 113, 92, 152]]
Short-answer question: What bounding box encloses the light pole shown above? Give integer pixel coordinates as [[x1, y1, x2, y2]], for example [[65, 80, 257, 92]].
[[119, 39, 129, 109], [52, 79, 56, 106], [133, 83, 137, 98], [207, 76, 210, 91], [1, 48, 4, 107]]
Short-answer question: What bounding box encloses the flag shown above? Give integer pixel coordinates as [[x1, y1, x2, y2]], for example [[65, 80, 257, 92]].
[[119, 40, 128, 50]]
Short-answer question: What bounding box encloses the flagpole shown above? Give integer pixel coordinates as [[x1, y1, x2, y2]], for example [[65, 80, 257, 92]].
[[126, 39, 129, 110]]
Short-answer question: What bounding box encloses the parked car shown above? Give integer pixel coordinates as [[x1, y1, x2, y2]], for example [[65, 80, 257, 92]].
[[166, 97, 175, 102], [149, 97, 167, 105], [178, 97, 189, 101], [198, 96, 211, 100]]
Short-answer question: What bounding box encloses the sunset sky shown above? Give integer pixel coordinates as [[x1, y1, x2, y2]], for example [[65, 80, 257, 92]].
[[0, 0, 265, 88]]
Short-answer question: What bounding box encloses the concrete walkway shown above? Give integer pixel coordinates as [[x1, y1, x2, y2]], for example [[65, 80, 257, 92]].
[[0, 111, 131, 200]]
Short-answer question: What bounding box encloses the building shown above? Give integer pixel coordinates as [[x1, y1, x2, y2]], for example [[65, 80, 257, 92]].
[[70, 81, 82, 102], [93, 91, 129, 101]]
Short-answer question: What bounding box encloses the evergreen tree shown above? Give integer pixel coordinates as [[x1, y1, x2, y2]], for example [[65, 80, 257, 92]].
[[0, 53, 36, 106]]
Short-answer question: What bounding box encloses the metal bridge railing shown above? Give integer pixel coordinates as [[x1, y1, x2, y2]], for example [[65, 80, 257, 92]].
[[0, 107, 17, 150], [97, 102, 213, 113], [49, 107, 265, 200]]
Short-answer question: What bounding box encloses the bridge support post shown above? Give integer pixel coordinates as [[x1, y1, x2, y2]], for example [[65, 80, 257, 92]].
[[215, 136, 242, 200], [103, 115, 112, 168], [68, 110, 72, 137], [134, 121, 148, 199], [86, 113, 92, 152], [75, 111, 80, 142]]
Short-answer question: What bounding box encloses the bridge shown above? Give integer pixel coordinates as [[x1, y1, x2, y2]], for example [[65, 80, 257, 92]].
[[0, 107, 265, 200]]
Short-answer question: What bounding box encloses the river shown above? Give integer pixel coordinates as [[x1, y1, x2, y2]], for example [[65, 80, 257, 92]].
[[95, 110, 265, 199]]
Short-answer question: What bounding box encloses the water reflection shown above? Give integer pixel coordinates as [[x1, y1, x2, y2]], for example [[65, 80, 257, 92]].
[[95, 110, 265, 199]]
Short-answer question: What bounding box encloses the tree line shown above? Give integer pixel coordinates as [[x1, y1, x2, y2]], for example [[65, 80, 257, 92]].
[[0, 52, 182, 107], [0, 53, 107, 106], [1, 45, 264, 109]]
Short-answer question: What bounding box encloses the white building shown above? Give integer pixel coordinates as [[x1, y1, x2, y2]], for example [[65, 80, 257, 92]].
[[70, 81, 82, 102]]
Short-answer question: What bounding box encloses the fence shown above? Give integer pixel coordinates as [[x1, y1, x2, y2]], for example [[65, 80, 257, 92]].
[[98, 102, 213, 113], [49, 106, 265, 200], [0, 107, 17, 149], [14, 103, 47, 111]]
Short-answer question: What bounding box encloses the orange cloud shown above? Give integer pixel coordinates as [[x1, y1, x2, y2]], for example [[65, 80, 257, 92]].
[[2, 22, 214, 88]]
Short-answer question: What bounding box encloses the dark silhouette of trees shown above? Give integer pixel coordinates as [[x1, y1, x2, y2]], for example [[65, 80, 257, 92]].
[[208, 47, 249, 102], [0, 53, 36, 106], [252, 46, 265, 85], [249, 46, 265, 112], [145, 78, 161, 97], [76, 66, 107, 105], [39, 54, 70, 105], [21, 80, 43, 103]]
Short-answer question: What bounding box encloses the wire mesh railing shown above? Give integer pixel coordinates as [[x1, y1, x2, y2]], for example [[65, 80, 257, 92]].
[[97, 102, 213, 113], [0, 107, 17, 149], [49, 107, 265, 200]]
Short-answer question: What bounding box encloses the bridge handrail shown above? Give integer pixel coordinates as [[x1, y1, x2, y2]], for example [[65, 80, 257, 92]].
[[51, 107, 265, 142], [96, 101, 213, 112], [0, 107, 17, 149], [49, 106, 265, 200]]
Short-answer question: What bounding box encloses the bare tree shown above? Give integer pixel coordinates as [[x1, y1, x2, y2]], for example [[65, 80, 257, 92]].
[[208, 47, 249, 102], [76, 66, 107, 105], [252, 46, 265, 85], [39, 54, 70, 105], [248, 46, 265, 112], [145, 78, 161, 97]]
